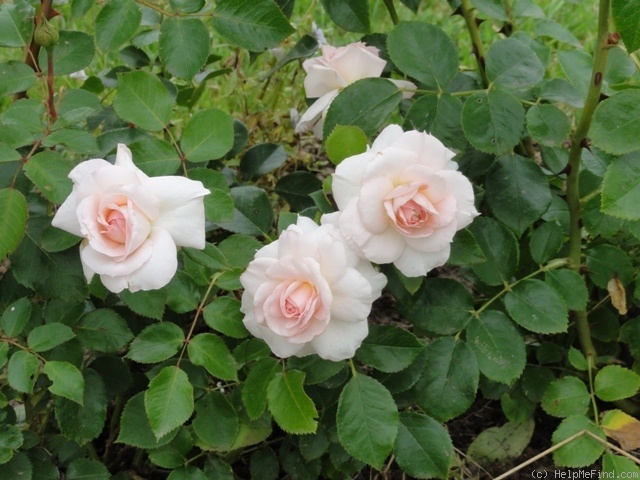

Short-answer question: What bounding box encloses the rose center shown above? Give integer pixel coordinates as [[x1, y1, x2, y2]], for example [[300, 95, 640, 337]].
[[398, 199, 428, 227], [281, 282, 315, 319]]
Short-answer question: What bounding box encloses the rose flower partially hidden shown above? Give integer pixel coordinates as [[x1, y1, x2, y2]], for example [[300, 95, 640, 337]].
[[328, 125, 479, 278], [240, 216, 386, 361], [295, 42, 415, 138], [52, 144, 210, 293]]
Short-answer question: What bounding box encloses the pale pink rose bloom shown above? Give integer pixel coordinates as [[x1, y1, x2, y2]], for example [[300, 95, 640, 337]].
[[327, 125, 479, 277], [52, 144, 210, 293], [295, 42, 416, 138], [240, 216, 386, 361]]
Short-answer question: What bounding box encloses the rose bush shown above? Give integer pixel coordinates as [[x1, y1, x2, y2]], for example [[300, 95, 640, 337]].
[[52, 144, 210, 293], [295, 42, 415, 137], [240, 216, 386, 361], [329, 124, 479, 277]]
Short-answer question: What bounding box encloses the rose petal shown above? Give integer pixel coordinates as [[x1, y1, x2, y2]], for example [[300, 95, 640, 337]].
[[243, 314, 307, 358], [332, 150, 371, 209], [393, 244, 452, 277], [123, 227, 178, 292], [391, 130, 457, 170], [303, 63, 345, 98], [80, 233, 153, 277], [52, 195, 82, 236], [328, 43, 386, 84], [310, 318, 369, 361], [361, 147, 421, 184], [370, 124, 404, 151], [115, 143, 149, 183], [330, 268, 374, 323], [357, 175, 395, 234], [438, 170, 479, 229], [295, 90, 339, 137], [389, 79, 417, 99]]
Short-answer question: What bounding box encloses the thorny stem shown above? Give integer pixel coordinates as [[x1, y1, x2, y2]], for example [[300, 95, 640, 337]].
[[460, 0, 490, 87], [587, 355, 600, 424], [383, 0, 400, 25], [46, 48, 57, 124], [164, 126, 188, 177], [566, 0, 611, 363]]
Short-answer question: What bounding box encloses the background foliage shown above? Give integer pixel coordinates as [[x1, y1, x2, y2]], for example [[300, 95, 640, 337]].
[[1, 0, 640, 478]]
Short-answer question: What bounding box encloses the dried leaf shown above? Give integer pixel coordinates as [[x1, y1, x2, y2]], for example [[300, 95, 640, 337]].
[[607, 276, 627, 315], [602, 409, 640, 450]]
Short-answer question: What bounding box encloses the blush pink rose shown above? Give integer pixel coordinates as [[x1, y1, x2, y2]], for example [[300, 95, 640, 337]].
[[295, 42, 416, 138], [327, 125, 479, 277], [52, 144, 210, 293], [240, 216, 386, 361]]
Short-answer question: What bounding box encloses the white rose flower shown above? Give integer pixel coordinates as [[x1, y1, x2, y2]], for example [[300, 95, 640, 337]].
[[295, 42, 416, 138], [328, 125, 479, 277], [240, 216, 386, 361], [52, 144, 210, 293]]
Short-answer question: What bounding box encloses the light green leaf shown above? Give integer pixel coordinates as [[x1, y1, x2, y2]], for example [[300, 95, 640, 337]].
[[192, 391, 239, 451], [461, 89, 525, 155], [211, 0, 294, 51], [145, 366, 194, 440], [591, 90, 640, 155], [267, 370, 318, 434], [467, 310, 526, 385], [601, 152, 640, 220], [202, 296, 249, 339], [187, 333, 237, 381], [44, 361, 84, 405], [181, 109, 234, 162], [0, 188, 28, 259], [612, 0, 640, 52], [1, 297, 31, 338], [76, 309, 134, 352], [355, 325, 424, 373], [337, 374, 398, 470], [160, 17, 210, 80], [0, 61, 36, 97], [602, 453, 640, 478], [23, 150, 73, 204], [486, 38, 545, 90], [414, 337, 479, 422], [7, 350, 39, 394], [113, 71, 174, 131], [119, 288, 166, 320], [394, 412, 454, 479], [535, 19, 581, 47], [126, 322, 184, 363], [95, 0, 142, 52], [0, 1, 34, 47], [38, 31, 95, 76], [41, 128, 100, 155], [594, 365, 640, 401], [27, 323, 75, 352], [128, 137, 180, 176], [526, 104, 571, 146], [541, 376, 590, 418], [504, 279, 568, 334], [387, 21, 458, 90], [552, 415, 605, 467], [323, 78, 402, 138]]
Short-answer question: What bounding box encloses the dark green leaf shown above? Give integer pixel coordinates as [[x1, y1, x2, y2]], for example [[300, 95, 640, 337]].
[[541, 376, 590, 418], [263, 34, 318, 78], [66, 458, 110, 480], [612, 0, 640, 52], [242, 357, 280, 420], [38, 31, 95, 76], [203, 296, 249, 339], [23, 150, 73, 204], [526, 104, 571, 146], [0, 61, 36, 97], [319, 0, 369, 32], [129, 138, 180, 176], [469, 217, 520, 286], [120, 288, 166, 320], [504, 279, 568, 333], [76, 309, 134, 352], [356, 325, 423, 373], [268, 370, 318, 434], [529, 221, 564, 264], [126, 322, 184, 363], [0, 1, 34, 47], [216, 186, 273, 236], [240, 143, 287, 179], [28, 323, 75, 352], [113, 71, 174, 131], [1, 297, 31, 338], [591, 90, 640, 155], [41, 128, 100, 155], [145, 366, 194, 440], [0, 188, 27, 259], [486, 38, 545, 90], [7, 350, 39, 394], [552, 415, 605, 467], [170, 0, 205, 13], [95, 0, 142, 52], [117, 393, 180, 448], [148, 427, 194, 468], [407, 278, 474, 334], [160, 17, 210, 79], [403, 93, 465, 151], [585, 244, 634, 288], [274, 171, 322, 211], [601, 152, 640, 220], [192, 391, 239, 450], [449, 228, 486, 266], [535, 19, 581, 47]]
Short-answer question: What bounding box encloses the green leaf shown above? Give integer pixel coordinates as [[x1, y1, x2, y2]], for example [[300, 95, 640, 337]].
[[159, 17, 210, 79], [461, 90, 525, 155], [66, 458, 110, 480], [274, 172, 322, 212], [128, 137, 180, 176], [0, 1, 33, 47], [287, 355, 346, 385], [355, 325, 424, 373], [526, 104, 571, 147], [0, 424, 22, 464], [23, 151, 73, 204], [0, 142, 21, 163], [594, 365, 640, 401], [192, 391, 239, 450], [117, 393, 180, 448], [242, 357, 280, 420], [120, 289, 166, 320], [449, 228, 485, 266], [612, 0, 640, 52], [568, 347, 588, 371], [41, 129, 100, 155], [403, 93, 465, 151], [76, 309, 134, 352], [145, 366, 194, 440], [541, 376, 590, 418], [337, 375, 398, 470], [0, 61, 36, 97], [529, 221, 564, 264], [170, 0, 205, 13], [1, 297, 31, 338], [113, 71, 174, 132], [181, 109, 234, 162], [504, 279, 568, 334], [203, 296, 249, 339], [603, 453, 640, 477], [187, 333, 237, 381], [538, 78, 584, 108], [535, 19, 581, 47], [585, 245, 634, 288], [267, 370, 318, 434], [319, 0, 369, 32], [27, 323, 75, 352], [168, 466, 207, 480], [55, 89, 102, 129], [7, 350, 39, 394], [414, 337, 478, 422], [55, 369, 107, 445], [472, 0, 509, 20], [262, 34, 318, 78], [0, 188, 27, 259], [240, 143, 287, 179], [95, 0, 142, 52], [467, 419, 535, 464], [38, 31, 95, 76], [323, 78, 402, 138], [467, 310, 526, 385], [217, 186, 273, 236], [211, 0, 294, 51], [486, 38, 545, 90], [387, 21, 458, 90], [43, 361, 84, 405], [394, 412, 453, 479], [250, 448, 279, 480], [188, 169, 234, 224], [127, 322, 184, 363], [552, 415, 605, 468], [406, 278, 474, 335], [591, 90, 640, 155], [4, 452, 31, 479], [485, 154, 552, 235], [545, 269, 588, 311], [469, 217, 519, 286], [601, 152, 640, 220], [149, 427, 194, 468]]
